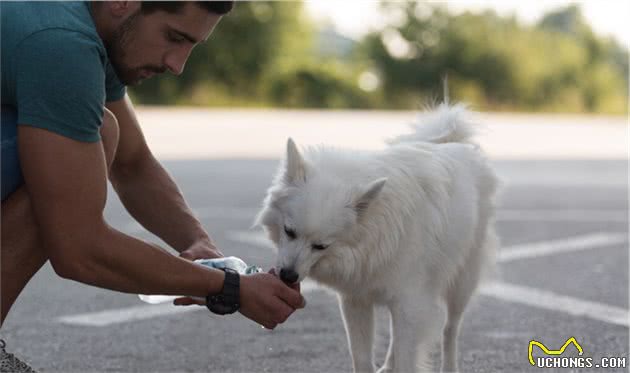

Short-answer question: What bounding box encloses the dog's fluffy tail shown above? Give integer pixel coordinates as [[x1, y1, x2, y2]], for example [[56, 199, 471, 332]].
[[387, 103, 477, 146]]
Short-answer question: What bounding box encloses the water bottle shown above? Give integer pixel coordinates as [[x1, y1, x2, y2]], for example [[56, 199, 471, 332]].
[[138, 256, 262, 304]]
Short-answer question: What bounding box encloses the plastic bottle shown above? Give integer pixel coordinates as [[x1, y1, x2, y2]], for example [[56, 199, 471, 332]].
[[138, 256, 262, 304]]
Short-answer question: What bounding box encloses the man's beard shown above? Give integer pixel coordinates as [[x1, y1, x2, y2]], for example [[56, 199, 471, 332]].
[[105, 12, 166, 86]]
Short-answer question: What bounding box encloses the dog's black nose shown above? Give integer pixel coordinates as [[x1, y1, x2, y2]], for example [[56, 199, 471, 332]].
[[279, 268, 299, 284]]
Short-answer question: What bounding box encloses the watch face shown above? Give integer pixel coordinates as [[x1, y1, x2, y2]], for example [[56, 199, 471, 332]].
[[206, 269, 240, 315], [207, 292, 239, 315]]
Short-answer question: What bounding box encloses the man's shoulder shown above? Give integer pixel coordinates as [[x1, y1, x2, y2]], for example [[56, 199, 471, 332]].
[[3, 2, 103, 54]]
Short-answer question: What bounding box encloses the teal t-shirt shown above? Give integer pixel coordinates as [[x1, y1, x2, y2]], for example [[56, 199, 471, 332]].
[[1, 1, 126, 142]]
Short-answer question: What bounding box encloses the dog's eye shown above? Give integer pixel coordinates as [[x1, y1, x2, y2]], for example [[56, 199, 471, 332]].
[[312, 243, 328, 251], [284, 226, 296, 240]]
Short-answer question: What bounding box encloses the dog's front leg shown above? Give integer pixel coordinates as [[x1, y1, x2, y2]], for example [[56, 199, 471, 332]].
[[390, 297, 444, 372], [339, 295, 376, 373]]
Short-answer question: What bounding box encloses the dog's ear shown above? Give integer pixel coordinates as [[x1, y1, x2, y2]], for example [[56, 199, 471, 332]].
[[253, 207, 281, 245], [284, 138, 307, 184], [351, 178, 387, 218]]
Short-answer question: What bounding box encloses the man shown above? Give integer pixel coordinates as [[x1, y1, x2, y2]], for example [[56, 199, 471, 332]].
[[1, 2, 304, 371]]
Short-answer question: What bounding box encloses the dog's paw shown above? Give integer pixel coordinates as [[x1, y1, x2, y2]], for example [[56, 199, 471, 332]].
[[376, 367, 393, 373]]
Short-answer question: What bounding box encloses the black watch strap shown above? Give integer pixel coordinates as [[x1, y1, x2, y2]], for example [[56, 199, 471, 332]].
[[206, 268, 240, 315]]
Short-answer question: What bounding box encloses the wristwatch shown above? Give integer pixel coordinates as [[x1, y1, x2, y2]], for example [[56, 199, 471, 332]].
[[206, 268, 240, 315]]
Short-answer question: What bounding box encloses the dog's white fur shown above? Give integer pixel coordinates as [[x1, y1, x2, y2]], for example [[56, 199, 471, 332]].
[[255, 104, 499, 373]]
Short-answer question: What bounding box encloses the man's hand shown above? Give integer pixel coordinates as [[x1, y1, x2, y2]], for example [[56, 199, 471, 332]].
[[179, 239, 223, 261], [269, 267, 301, 293], [238, 272, 305, 330], [174, 269, 306, 330]]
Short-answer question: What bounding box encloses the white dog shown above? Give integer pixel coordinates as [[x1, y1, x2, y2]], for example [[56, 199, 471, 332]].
[[255, 103, 499, 373]]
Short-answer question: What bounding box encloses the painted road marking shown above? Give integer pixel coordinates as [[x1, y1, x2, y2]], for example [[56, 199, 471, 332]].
[[480, 282, 629, 327], [56, 302, 199, 327], [498, 232, 627, 263], [497, 209, 627, 222]]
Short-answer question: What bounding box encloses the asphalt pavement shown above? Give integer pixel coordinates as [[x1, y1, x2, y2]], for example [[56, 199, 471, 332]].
[[0, 110, 627, 372]]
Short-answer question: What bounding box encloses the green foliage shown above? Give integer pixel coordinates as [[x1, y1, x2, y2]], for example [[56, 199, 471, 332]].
[[359, 2, 627, 113], [267, 62, 375, 108], [129, 1, 628, 114]]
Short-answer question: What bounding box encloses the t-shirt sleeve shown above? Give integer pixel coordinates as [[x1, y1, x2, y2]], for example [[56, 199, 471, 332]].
[[105, 59, 126, 102], [15, 29, 108, 142]]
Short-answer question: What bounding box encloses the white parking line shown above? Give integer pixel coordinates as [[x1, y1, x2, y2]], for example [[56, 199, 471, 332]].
[[479, 282, 629, 327], [498, 232, 627, 263], [497, 209, 628, 222], [56, 302, 199, 327]]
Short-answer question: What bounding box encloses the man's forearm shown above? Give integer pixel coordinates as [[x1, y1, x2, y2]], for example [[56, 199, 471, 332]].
[[111, 153, 210, 252], [66, 222, 223, 297]]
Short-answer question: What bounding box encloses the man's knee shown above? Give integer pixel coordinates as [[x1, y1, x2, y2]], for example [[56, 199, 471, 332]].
[[101, 108, 119, 170]]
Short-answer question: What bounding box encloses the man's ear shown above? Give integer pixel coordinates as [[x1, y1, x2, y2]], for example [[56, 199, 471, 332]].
[[284, 138, 307, 184], [351, 178, 387, 218], [106, 1, 141, 18]]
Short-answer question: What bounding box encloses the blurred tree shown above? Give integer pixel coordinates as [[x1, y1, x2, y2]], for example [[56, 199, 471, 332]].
[[537, 5, 628, 111], [359, 2, 627, 113], [268, 62, 374, 108], [128, 1, 627, 114]]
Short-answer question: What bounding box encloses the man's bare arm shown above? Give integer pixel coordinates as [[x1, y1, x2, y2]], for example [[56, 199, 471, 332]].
[[17, 125, 223, 296], [106, 95, 215, 255]]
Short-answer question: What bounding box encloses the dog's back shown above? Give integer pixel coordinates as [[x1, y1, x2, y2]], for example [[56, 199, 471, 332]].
[[354, 104, 499, 289]]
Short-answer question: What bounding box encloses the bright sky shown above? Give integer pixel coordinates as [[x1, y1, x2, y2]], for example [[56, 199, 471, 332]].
[[304, 1, 629, 47]]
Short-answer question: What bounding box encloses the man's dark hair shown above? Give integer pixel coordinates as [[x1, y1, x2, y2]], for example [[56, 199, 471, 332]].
[[140, 1, 234, 16]]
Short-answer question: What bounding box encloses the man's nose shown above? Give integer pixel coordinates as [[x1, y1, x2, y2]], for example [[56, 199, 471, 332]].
[[164, 47, 192, 76], [279, 268, 299, 284]]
